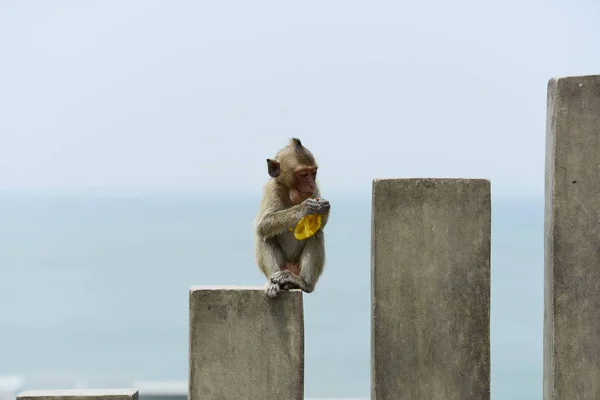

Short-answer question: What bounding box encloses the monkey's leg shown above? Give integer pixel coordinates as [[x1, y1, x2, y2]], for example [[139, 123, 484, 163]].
[[298, 232, 325, 293], [271, 232, 325, 294], [256, 238, 287, 298]]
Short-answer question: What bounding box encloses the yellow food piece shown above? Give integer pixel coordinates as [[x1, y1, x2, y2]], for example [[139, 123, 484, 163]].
[[289, 214, 322, 240]]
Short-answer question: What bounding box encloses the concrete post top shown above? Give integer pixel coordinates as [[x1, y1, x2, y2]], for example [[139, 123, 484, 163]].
[[189, 285, 303, 294], [373, 177, 491, 186], [549, 73, 600, 82], [17, 389, 138, 399], [547, 74, 600, 96]]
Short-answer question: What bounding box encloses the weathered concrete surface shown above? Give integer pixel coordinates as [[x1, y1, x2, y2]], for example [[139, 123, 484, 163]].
[[544, 75, 600, 399], [371, 178, 490, 400], [189, 286, 304, 400], [17, 389, 138, 400]]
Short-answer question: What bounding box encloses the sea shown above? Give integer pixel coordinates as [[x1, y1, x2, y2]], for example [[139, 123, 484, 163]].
[[0, 191, 544, 399]]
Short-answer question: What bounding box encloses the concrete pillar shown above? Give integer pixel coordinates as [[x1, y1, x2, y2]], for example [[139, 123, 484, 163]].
[[189, 286, 304, 400], [17, 389, 138, 400], [544, 74, 600, 399], [371, 178, 491, 400]]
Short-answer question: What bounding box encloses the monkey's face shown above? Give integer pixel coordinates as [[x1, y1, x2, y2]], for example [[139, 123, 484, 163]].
[[294, 167, 317, 196]]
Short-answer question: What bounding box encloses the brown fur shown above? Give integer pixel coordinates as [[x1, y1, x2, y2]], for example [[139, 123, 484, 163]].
[[254, 138, 330, 298]]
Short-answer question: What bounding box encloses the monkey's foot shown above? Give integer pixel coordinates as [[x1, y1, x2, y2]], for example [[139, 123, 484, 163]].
[[271, 271, 310, 293], [265, 281, 281, 298], [270, 270, 294, 286], [281, 282, 297, 291]]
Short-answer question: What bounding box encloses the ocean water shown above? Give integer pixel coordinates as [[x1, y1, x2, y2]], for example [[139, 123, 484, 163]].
[[0, 192, 543, 399]]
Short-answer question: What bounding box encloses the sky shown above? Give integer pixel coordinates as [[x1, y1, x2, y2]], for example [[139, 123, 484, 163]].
[[1, 0, 599, 198]]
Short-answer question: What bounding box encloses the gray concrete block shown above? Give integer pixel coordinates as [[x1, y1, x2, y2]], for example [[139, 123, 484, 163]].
[[138, 395, 185, 400], [544, 74, 600, 399], [371, 178, 491, 400], [17, 389, 138, 400], [132, 380, 186, 400], [189, 286, 304, 400]]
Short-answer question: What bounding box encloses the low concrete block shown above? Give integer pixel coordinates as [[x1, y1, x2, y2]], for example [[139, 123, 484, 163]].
[[371, 178, 491, 400], [544, 74, 600, 399], [17, 389, 138, 400], [189, 286, 304, 400], [133, 380, 186, 400]]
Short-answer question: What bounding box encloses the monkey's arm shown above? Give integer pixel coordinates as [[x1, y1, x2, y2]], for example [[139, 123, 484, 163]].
[[256, 205, 306, 239]]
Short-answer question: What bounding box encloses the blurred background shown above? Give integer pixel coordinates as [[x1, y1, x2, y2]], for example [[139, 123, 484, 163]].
[[1, 0, 598, 398]]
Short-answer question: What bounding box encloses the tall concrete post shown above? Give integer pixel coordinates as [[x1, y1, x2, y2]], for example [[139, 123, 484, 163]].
[[17, 389, 138, 400], [544, 74, 600, 399], [189, 286, 304, 400], [371, 178, 491, 400]]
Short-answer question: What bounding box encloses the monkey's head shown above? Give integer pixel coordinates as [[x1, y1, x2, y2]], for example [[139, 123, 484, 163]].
[[267, 138, 318, 203]]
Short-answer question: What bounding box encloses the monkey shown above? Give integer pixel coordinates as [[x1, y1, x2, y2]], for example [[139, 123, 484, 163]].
[[254, 138, 330, 298]]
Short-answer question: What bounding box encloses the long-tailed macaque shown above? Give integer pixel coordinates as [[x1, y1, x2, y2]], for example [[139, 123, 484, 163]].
[[254, 138, 330, 298]]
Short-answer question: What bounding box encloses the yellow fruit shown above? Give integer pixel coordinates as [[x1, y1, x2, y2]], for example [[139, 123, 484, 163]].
[[290, 214, 322, 240]]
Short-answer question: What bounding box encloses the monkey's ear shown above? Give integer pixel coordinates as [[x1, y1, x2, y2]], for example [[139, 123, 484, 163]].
[[266, 159, 281, 178]]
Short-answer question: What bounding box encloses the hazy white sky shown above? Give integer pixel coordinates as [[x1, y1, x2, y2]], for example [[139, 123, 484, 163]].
[[1, 0, 599, 197]]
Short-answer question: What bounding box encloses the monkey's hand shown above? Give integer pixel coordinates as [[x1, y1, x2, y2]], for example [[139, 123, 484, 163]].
[[315, 198, 330, 215], [304, 198, 321, 215]]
